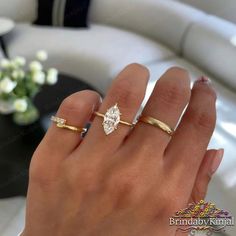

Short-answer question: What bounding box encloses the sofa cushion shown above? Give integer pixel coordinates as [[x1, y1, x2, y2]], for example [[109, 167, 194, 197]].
[[6, 23, 174, 93], [35, 0, 91, 28], [183, 15, 236, 90], [89, 0, 206, 53], [178, 0, 236, 24], [0, 197, 25, 235], [0, 0, 37, 23]]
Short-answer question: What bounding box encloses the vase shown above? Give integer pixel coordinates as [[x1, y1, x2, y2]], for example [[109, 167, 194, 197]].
[[0, 99, 15, 114], [13, 102, 40, 126]]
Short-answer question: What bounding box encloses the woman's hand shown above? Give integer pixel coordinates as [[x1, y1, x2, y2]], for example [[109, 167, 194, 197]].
[[22, 64, 221, 236]]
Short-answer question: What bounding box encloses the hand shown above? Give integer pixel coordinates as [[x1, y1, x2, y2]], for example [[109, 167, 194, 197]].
[[21, 64, 221, 236]]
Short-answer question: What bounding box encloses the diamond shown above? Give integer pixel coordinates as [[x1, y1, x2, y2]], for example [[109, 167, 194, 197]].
[[103, 104, 121, 135], [51, 116, 66, 126]]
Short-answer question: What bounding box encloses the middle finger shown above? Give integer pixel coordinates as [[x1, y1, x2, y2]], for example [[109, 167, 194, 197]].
[[79, 63, 149, 156]]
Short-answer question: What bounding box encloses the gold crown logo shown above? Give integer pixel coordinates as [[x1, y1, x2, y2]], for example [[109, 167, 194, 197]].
[[175, 200, 230, 218]]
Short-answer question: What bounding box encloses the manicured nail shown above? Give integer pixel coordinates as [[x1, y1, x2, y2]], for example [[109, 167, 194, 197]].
[[210, 149, 224, 176], [195, 76, 211, 84]]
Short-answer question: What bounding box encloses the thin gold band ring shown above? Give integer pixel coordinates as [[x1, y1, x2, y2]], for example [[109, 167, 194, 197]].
[[51, 116, 87, 134], [138, 115, 174, 136]]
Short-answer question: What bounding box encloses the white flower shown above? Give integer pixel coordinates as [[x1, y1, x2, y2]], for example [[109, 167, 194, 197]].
[[46, 73, 58, 85], [0, 59, 11, 69], [29, 61, 43, 72], [32, 71, 45, 84], [36, 50, 48, 61], [12, 70, 25, 79], [0, 77, 17, 93], [12, 71, 19, 79], [14, 98, 28, 112], [46, 68, 58, 85], [13, 57, 26, 67], [48, 68, 58, 76], [19, 70, 25, 78]]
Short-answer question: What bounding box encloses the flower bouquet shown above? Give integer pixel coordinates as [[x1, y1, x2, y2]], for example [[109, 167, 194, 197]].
[[0, 50, 58, 125]]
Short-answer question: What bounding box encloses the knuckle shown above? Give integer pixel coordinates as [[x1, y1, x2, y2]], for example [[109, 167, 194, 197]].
[[29, 158, 59, 188], [60, 95, 86, 113], [107, 174, 134, 194], [193, 83, 217, 101], [110, 63, 149, 107], [112, 78, 142, 106], [78, 174, 99, 193], [137, 142, 159, 158], [105, 171, 137, 202], [187, 106, 216, 132], [61, 96, 77, 111], [65, 164, 99, 193], [157, 80, 190, 106], [106, 181, 136, 210], [60, 90, 101, 115]]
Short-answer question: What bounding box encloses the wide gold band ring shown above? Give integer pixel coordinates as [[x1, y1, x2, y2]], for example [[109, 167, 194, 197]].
[[51, 116, 87, 134], [94, 103, 134, 135], [138, 115, 174, 136]]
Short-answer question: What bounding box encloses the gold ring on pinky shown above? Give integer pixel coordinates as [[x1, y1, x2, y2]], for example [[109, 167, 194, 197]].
[[138, 115, 174, 136], [94, 103, 134, 135], [51, 116, 87, 134]]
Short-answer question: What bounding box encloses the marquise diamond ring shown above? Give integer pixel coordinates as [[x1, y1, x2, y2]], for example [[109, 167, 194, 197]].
[[94, 104, 134, 135]]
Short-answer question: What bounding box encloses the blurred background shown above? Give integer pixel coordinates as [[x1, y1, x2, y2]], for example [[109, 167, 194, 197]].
[[0, 0, 235, 235]]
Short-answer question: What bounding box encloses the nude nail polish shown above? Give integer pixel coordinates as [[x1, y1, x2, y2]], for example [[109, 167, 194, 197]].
[[195, 76, 211, 84], [210, 149, 224, 176]]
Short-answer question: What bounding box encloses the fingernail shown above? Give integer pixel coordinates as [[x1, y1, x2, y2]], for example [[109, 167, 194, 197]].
[[195, 76, 211, 84], [209, 149, 224, 176]]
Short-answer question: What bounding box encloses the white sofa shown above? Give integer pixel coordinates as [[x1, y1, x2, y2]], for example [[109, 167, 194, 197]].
[[0, 0, 236, 235], [177, 0, 236, 24]]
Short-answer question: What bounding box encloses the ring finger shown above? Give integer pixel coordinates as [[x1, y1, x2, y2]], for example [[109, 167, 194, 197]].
[[127, 67, 191, 154]]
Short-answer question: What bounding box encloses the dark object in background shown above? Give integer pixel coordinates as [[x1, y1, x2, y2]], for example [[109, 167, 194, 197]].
[[35, 0, 91, 28], [0, 74, 96, 198]]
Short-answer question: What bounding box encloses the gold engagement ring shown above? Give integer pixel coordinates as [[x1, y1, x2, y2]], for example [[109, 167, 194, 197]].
[[94, 104, 134, 135], [51, 116, 87, 134]]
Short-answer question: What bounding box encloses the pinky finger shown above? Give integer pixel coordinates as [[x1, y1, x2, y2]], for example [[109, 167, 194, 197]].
[[190, 149, 224, 203], [175, 149, 224, 236]]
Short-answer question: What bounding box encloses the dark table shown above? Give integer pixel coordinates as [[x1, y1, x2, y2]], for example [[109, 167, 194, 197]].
[[0, 74, 96, 198]]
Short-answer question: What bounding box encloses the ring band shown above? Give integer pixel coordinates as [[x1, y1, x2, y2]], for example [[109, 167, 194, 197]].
[[138, 115, 174, 136], [51, 116, 87, 134], [94, 103, 134, 135]]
